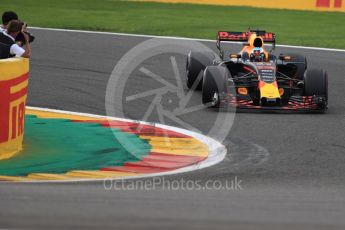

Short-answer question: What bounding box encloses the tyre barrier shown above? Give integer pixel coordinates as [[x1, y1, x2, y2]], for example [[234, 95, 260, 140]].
[[0, 58, 29, 160]]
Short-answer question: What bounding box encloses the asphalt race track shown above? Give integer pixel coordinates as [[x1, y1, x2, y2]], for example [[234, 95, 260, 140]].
[[0, 28, 345, 229]]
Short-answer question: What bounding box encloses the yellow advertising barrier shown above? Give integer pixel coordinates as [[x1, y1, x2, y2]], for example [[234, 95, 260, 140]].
[[0, 58, 29, 160], [136, 0, 345, 12]]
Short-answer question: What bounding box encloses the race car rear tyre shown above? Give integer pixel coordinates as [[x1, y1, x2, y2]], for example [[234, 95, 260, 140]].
[[304, 69, 328, 110], [283, 53, 307, 80], [186, 51, 215, 90], [202, 66, 229, 108]]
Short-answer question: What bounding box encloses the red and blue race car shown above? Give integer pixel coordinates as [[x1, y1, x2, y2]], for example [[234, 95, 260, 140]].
[[186, 29, 328, 112]]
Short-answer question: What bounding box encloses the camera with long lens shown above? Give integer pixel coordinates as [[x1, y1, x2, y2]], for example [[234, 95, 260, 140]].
[[15, 22, 35, 46]]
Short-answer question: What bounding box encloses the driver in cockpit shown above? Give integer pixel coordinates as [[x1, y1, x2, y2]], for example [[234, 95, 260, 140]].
[[250, 47, 266, 62]]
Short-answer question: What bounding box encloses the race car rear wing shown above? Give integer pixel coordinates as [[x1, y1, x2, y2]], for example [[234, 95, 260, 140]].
[[216, 30, 276, 52]]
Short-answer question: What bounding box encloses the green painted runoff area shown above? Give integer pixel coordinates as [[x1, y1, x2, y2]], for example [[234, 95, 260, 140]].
[[0, 115, 151, 176]]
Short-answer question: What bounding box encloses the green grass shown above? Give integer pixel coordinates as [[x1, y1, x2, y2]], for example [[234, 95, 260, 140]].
[[1, 0, 345, 48]]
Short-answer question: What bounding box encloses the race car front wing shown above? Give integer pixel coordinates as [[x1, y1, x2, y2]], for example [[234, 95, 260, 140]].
[[219, 93, 327, 112]]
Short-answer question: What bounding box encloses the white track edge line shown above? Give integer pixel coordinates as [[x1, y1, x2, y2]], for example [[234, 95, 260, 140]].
[[30, 27, 345, 53], [2, 106, 226, 183]]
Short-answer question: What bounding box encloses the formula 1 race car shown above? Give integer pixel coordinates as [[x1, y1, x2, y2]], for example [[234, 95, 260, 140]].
[[186, 30, 328, 112]]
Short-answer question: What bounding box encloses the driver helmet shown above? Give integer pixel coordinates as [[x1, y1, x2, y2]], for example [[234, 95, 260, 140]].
[[250, 47, 265, 62]]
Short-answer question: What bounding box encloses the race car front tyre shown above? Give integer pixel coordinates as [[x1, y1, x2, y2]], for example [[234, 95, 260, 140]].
[[202, 66, 229, 108], [186, 51, 215, 90], [304, 69, 328, 110]]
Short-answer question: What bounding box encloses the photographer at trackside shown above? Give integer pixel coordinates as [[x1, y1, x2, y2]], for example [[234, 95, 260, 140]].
[[0, 20, 31, 59], [0, 11, 18, 32]]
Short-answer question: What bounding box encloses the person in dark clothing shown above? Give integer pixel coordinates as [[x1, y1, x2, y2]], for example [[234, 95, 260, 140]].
[[0, 20, 31, 59], [0, 11, 18, 32]]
